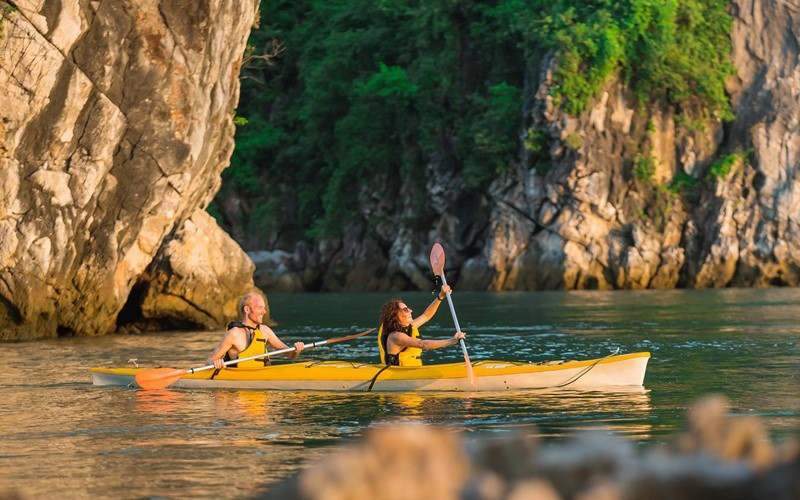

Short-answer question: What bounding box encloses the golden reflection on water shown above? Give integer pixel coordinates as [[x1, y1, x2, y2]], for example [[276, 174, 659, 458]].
[[381, 392, 427, 414], [212, 390, 274, 420], [134, 388, 186, 414]]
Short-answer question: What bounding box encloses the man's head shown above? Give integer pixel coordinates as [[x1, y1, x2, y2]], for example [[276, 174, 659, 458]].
[[239, 292, 268, 325]]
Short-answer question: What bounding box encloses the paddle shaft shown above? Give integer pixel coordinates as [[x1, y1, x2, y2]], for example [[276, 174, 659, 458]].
[[438, 271, 470, 362], [186, 329, 374, 375]]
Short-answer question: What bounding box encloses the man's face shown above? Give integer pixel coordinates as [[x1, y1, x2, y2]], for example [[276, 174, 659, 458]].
[[245, 296, 267, 323]]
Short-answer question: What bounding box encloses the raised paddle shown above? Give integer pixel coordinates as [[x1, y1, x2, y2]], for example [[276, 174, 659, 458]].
[[134, 328, 376, 390], [430, 243, 476, 387]]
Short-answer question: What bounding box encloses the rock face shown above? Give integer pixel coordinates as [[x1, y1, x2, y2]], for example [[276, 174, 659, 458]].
[[248, 0, 800, 292], [118, 209, 256, 332], [481, 0, 800, 291], [0, 1, 258, 340]]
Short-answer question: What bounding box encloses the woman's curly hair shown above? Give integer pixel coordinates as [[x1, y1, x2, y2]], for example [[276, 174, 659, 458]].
[[378, 299, 410, 335]]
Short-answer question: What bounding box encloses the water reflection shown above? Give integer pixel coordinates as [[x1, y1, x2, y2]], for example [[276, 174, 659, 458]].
[[1, 288, 799, 498], [214, 387, 657, 441], [134, 388, 186, 414]]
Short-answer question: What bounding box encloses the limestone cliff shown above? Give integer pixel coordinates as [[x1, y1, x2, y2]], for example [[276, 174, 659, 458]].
[[246, 0, 800, 292], [471, 0, 800, 290], [0, 0, 258, 340]]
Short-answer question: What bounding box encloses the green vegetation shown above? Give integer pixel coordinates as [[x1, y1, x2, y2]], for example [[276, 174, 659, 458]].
[[634, 154, 656, 182], [675, 114, 708, 132], [217, 0, 735, 239], [633, 155, 684, 229], [668, 169, 699, 194], [650, 184, 677, 229], [564, 133, 583, 151], [533, 0, 734, 117], [524, 128, 548, 155], [707, 150, 748, 180]]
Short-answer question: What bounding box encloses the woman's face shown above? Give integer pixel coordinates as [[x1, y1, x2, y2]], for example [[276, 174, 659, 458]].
[[396, 302, 413, 327]]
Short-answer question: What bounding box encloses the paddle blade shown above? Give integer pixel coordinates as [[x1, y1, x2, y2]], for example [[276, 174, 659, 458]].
[[135, 367, 186, 390], [430, 243, 445, 276]]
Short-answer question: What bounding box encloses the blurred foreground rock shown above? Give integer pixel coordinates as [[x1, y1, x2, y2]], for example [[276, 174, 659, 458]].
[[263, 396, 799, 500]]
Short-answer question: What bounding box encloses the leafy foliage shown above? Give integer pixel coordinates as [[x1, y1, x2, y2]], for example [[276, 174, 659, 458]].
[[634, 154, 656, 182], [668, 169, 699, 193], [707, 150, 747, 180], [216, 0, 735, 241], [532, 0, 734, 117]]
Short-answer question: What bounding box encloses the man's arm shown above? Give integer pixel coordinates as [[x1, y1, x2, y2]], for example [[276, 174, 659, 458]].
[[207, 330, 237, 368], [263, 325, 305, 359]]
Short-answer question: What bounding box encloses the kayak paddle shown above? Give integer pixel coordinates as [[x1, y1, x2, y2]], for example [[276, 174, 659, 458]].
[[430, 243, 476, 387], [134, 327, 376, 390]]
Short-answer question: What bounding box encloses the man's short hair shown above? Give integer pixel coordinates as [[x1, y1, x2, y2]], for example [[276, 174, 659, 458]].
[[238, 291, 264, 317]]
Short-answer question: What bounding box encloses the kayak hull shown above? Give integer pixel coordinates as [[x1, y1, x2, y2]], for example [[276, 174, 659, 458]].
[[91, 352, 650, 392]]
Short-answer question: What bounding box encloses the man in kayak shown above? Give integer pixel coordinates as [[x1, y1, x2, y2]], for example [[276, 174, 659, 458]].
[[208, 292, 305, 369], [378, 284, 466, 366]]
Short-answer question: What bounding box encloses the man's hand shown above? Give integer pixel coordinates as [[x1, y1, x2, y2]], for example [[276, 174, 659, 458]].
[[438, 284, 452, 300], [453, 331, 466, 341], [210, 357, 224, 369], [294, 341, 305, 353]]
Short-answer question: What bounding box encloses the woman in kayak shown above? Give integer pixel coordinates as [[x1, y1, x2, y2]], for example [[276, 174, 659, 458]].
[[377, 284, 466, 366]]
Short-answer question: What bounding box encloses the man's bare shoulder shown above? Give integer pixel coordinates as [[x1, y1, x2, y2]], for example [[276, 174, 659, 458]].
[[224, 327, 247, 340]]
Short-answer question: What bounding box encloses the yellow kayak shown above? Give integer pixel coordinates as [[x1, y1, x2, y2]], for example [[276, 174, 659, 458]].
[[91, 351, 650, 392]]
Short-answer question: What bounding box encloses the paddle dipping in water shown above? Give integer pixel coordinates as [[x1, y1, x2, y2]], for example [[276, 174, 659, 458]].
[[430, 242, 476, 387]]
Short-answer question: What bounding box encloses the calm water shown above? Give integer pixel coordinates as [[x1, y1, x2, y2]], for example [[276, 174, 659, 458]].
[[1, 289, 799, 498]]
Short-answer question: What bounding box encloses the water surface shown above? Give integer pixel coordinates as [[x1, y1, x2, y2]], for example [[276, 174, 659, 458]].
[[1, 289, 798, 498]]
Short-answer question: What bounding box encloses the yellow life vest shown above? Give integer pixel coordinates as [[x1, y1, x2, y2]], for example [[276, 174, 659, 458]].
[[377, 325, 422, 367], [226, 322, 270, 368]]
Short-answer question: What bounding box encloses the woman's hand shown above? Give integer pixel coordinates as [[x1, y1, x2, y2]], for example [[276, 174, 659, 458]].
[[438, 284, 452, 300], [210, 357, 224, 369], [453, 331, 466, 341]]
